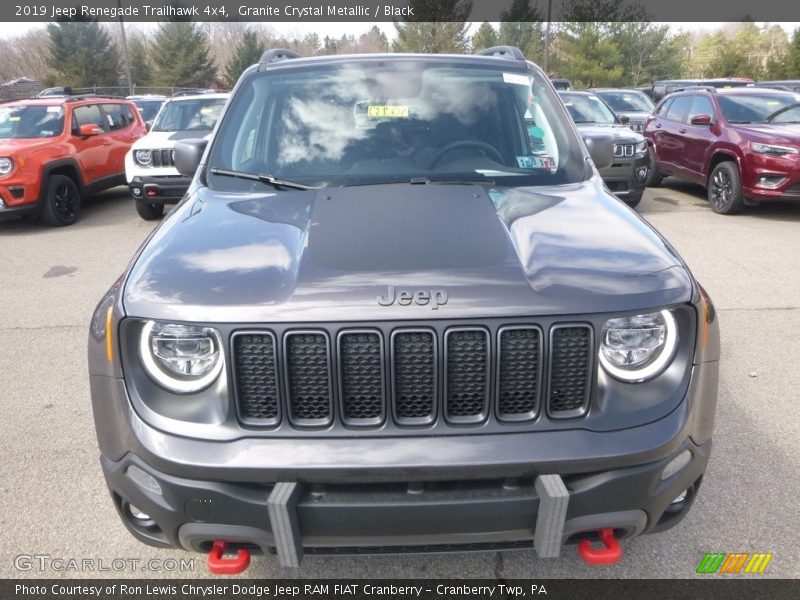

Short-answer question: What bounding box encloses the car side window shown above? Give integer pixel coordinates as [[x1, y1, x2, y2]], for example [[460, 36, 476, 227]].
[[122, 104, 137, 125], [656, 98, 674, 117], [72, 104, 106, 134], [687, 96, 715, 123], [101, 104, 131, 131], [664, 96, 692, 122]]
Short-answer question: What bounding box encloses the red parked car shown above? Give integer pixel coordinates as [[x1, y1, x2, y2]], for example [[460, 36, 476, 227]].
[[644, 87, 800, 214], [0, 95, 146, 225]]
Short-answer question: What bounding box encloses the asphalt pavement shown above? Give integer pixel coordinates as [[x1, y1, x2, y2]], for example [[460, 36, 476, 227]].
[[1, 183, 798, 579]]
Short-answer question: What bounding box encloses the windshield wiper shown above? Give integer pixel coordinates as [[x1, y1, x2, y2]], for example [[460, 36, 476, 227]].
[[209, 168, 321, 191]]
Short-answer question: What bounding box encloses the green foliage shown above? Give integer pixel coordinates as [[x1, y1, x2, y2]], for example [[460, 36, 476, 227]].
[[393, 0, 472, 53], [554, 22, 624, 87], [224, 29, 265, 87], [127, 34, 152, 88], [498, 0, 543, 62], [471, 23, 498, 52], [46, 21, 119, 87], [785, 28, 800, 78], [151, 22, 216, 88], [614, 22, 689, 85]]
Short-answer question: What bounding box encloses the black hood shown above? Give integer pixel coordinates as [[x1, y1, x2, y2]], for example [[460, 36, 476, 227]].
[[123, 181, 691, 322]]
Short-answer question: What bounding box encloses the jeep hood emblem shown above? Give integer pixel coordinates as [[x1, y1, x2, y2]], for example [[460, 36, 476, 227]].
[[377, 286, 448, 309]]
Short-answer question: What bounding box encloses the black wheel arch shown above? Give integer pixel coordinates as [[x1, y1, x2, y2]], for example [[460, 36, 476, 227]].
[[38, 159, 86, 204]]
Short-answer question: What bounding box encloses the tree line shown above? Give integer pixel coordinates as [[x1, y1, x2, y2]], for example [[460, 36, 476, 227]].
[[1, 0, 799, 91]]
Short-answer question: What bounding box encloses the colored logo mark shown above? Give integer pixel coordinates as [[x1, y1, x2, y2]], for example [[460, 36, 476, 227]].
[[696, 552, 773, 574]]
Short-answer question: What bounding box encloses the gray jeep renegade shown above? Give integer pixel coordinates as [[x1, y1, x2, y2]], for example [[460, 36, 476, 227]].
[[88, 47, 719, 570]]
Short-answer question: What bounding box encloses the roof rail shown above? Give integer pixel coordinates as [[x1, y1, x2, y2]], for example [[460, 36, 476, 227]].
[[260, 48, 301, 65], [170, 88, 220, 98], [476, 46, 525, 61], [677, 85, 717, 93]]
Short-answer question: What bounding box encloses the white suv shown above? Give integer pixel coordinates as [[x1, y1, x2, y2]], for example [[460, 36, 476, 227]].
[[125, 92, 229, 219]]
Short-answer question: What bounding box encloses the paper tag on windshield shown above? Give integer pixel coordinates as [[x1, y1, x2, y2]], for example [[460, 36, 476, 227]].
[[503, 73, 531, 86]]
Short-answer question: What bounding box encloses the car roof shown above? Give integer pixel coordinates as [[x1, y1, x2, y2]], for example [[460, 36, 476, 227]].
[[254, 52, 534, 72], [558, 90, 593, 96], [166, 93, 230, 102], [1, 96, 132, 107]]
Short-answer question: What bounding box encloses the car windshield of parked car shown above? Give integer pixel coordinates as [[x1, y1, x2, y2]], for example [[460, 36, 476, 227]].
[[207, 60, 587, 189], [718, 93, 800, 123], [134, 100, 164, 123], [0, 105, 65, 138], [152, 98, 226, 132], [596, 91, 654, 113], [560, 94, 617, 125]]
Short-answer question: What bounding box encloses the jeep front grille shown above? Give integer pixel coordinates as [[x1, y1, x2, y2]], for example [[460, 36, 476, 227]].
[[613, 144, 635, 158], [149, 148, 175, 168], [232, 322, 594, 430]]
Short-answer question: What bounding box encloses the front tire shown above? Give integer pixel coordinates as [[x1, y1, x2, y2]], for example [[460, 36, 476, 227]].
[[135, 198, 165, 220], [41, 175, 81, 226], [646, 147, 663, 187], [623, 191, 643, 208], [708, 161, 744, 215]]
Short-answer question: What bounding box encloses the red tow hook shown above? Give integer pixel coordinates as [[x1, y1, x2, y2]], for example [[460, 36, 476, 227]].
[[207, 540, 251, 575], [577, 528, 622, 565]]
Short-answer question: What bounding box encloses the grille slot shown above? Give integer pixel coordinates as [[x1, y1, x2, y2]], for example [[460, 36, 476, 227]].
[[548, 325, 593, 417], [284, 332, 332, 426], [445, 328, 490, 423], [391, 330, 437, 425], [232, 332, 280, 425], [497, 327, 541, 421], [338, 331, 385, 425]]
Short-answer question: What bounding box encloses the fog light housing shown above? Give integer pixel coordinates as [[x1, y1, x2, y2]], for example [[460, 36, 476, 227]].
[[128, 504, 151, 521], [671, 489, 689, 505], [126, 465, 162, 496], [131, 186, 142, 197], [635, 166, 649, 183], [661, 450, 691, 480], [755, 175, 787, 189]]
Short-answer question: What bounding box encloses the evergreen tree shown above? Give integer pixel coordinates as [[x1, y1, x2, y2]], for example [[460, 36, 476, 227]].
[[224, 29, 265, 87], [393, 0, 472, 54], [785, 28, 800, 78], [554, 22, 624, 87], [151, 22, 216, 88], [47, 21, 119, 87], [498, 0, 543, 61], [127, 34, 152, 88], [471, 23, 498, 52]]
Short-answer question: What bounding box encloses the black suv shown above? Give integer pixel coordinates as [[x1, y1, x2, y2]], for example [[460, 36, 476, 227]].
[[89, 47, 719, 570]]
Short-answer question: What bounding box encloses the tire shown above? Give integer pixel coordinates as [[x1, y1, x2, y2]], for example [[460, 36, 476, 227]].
[[135, 198, 165, 220], [623, 191, 643, 208], [708, 161, 744, 215], [646, 147, 663, 187], [40, 174, 81, 226]]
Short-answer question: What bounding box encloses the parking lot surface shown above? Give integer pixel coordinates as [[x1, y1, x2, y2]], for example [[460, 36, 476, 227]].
[[1, 182, 798, 579]]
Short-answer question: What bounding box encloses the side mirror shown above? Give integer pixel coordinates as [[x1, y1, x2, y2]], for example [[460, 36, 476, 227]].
[[582, 132, 615, 171], [174, 139, 209, 177], [618, 115, 630, 125], [690, 114, 713, 126], [78, 124, 103, 136]]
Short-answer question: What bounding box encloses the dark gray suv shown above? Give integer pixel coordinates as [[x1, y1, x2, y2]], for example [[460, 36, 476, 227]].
[[89, 47, 719, 571]]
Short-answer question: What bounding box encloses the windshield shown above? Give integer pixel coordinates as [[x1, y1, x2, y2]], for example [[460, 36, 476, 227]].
[[560, 93, 618, 125], [595, 91, 654, 113], [719, 93, 800, 123], [152, 97, 226, 132], [0, 105, 65, 138], [206, 60, 587, 190], [133, 99, 164, 123]]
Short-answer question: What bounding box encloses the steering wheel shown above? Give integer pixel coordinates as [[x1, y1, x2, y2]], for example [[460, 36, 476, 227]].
[[427, 140, 504, 168], [766, 102, 800, 122]]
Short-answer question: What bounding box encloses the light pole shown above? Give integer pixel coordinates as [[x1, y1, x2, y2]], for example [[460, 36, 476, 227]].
[[117, 0, 133, 96]]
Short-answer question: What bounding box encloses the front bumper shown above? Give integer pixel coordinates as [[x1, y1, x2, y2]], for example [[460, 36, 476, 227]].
[[743, 152, 800, 201], [129, 175, 191, 205], [91, 354, 718, 564], [599, 153, 649, 198]]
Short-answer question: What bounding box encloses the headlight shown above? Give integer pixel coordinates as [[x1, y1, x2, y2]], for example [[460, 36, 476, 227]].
[[599, 310, 678, 382], [0, 157, 14, 175], [134, 149, 152, 166], [750, 142, 799, 156], [635, 140, 648, 155], [139, 320, 224, 393]]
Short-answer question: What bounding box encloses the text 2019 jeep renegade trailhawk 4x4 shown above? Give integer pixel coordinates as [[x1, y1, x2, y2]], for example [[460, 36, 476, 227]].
[[89, 48, 720, 571], [0, 96, 146, 225]]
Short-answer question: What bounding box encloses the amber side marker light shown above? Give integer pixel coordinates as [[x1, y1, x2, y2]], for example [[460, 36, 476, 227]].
[[105, 306, 114, 363], [699, 288, 712, 349]]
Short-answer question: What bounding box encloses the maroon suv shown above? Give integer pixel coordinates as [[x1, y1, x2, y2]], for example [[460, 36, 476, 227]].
[[644, 87, 800, 214]]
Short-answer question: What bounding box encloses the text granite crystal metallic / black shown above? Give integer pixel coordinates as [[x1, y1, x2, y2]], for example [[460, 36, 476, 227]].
[[88, 46, 720, 569]]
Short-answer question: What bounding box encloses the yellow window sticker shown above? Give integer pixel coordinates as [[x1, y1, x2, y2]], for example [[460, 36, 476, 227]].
[[367, 105, 410, 118]]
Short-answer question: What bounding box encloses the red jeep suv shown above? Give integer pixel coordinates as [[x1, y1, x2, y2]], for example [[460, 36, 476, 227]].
[[0, 96, 146, 225], [644, 87, 800, 214]]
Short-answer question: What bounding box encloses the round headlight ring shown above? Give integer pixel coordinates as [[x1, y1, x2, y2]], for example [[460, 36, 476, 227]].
[[599, 309, 678, 383], [134, 149, 152, 166], [139, 320, 224, 394], [0, 157, 14, 175]]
